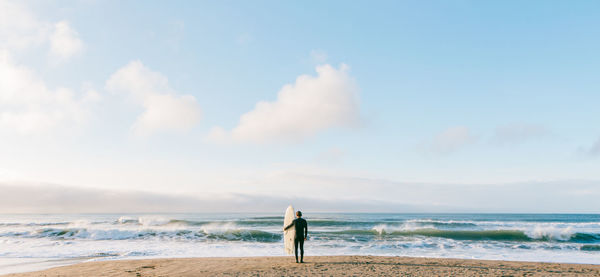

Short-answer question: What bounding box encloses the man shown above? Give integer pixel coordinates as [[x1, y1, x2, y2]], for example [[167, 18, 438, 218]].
[[284, 211, 308, 263]]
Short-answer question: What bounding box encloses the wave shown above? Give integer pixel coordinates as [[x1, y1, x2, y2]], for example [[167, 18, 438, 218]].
[[184, 219, 478, 228], [9, 226, 283, 243], [571, 233, 600, 243], [205, 230, 281, 242], [16, 226, 598, 243], [580, 245, 600, 251], [248, 216, 283, 220], [107, 217, 483, 229], [322, 228, 600, 243], [116, 216, 138, 224], [326, 229, 529, 241], [525, 226, 576, 241], [4, 215, 600, 246], [392, 229, 532, 241], [402, 219, 479, 228], [13, 216, 594, 234], [0, 222, 70, 227], [301, 220, 476, 228]]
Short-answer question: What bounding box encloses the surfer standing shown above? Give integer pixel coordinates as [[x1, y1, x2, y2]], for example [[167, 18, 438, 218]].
[[284, 211, 308, 263]]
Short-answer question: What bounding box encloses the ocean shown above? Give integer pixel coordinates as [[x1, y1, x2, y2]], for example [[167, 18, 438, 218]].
[[1, 213, 599, 274]]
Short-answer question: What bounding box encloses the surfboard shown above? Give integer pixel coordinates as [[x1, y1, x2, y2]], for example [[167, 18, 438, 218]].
[[283, 205, 295, 255]]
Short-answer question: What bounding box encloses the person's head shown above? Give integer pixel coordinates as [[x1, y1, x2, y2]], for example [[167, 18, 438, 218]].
[[296, 211, 302, 218]]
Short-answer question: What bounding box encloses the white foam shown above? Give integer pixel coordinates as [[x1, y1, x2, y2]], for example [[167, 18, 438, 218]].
[[525, 226, 575, 241], [200, 222, 238, 234], [117, 216, 136, 224], [371, 223, 434, 234], [137, 216, 170, 226]]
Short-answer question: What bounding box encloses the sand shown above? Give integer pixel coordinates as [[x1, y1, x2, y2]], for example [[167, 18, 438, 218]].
[[3, 256, 600, 276]]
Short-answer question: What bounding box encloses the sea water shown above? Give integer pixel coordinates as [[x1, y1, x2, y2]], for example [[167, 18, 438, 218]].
[[1, 213, 599, 274]]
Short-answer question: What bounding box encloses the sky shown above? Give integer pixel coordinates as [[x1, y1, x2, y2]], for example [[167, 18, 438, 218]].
[[1, 0, 599, 213]]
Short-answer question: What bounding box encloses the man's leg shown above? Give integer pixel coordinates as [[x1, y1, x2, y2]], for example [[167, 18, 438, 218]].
[[294, 238, 299, 263], [299, 238, 304, 262]]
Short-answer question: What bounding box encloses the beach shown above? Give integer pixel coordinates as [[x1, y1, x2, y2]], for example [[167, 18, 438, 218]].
[[4, 256, 600, 276]]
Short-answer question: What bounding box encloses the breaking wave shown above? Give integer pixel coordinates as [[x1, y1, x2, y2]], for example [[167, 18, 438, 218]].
[[325, 228, 600, 243]]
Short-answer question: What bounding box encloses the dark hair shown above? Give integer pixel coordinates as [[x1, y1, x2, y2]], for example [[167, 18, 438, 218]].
[[296, 211, 302, 217]]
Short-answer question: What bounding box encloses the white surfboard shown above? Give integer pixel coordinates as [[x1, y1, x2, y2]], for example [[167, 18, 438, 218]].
[[283, 205, 295, 255]]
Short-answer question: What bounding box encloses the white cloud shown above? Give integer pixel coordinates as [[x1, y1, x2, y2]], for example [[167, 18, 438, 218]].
[[106, 60, 202, 136], [132, 93, 200, 136], [49, 20, 84, 62], [428, 126, 477, 154], [0, 2, 91, 134], [0, 51, 94, 134], [0, 0, 48, 51], [211, 64, 359, 143], [206, 126, 228, 143], [492, 123, 549, 145], [0, 1, 83, 64]]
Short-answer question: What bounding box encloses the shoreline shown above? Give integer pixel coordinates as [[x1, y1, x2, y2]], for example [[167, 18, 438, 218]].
[[4, 256, 600, 276], [0, 257, 92, 276]]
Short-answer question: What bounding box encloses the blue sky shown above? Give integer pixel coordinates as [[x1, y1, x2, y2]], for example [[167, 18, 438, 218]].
[[1, 0, 599, 212]]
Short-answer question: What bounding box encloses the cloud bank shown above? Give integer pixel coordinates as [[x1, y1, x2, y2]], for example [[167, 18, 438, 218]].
[[2, 179, 599, 213], [210, 64, 360, 143], [0, 183, 420, 213], [106, 60, 202, 136]]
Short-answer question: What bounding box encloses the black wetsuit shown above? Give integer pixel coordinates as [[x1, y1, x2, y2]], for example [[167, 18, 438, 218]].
[[285, 218, 308, 262]]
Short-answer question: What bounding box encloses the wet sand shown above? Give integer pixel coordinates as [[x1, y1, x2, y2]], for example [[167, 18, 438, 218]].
[[4, 256, 600, 276]]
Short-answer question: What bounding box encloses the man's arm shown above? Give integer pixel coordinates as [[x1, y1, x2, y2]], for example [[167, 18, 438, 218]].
[[304, 220, 308, 238], [284, 221, 294, 231]]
